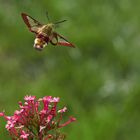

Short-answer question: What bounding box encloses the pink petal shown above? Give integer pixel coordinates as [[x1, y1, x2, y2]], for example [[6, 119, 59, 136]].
[[58, 107, 67, 113], [24, 95, 36, 101]]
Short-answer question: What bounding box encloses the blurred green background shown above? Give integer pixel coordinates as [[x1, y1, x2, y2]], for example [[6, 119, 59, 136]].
[[0, 0, 140, 139]]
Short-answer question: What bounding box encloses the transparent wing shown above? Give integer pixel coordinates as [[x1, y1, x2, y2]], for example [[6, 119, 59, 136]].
[[54, 33, 75, 48], [21, 13, 43, 33]]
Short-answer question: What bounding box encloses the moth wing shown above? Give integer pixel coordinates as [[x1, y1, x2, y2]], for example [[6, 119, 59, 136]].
[[21, 13, 43, 34], [56, 33, 75, 48]]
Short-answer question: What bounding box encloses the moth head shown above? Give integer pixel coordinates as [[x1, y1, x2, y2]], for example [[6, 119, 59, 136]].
[[34, 38, 47, 51]]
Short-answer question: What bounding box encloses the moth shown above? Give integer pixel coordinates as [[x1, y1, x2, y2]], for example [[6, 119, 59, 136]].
[[21, 13, 75, 51]]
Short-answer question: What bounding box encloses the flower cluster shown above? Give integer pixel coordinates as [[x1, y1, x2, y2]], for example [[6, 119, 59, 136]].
[[0, 95, 76, 140]]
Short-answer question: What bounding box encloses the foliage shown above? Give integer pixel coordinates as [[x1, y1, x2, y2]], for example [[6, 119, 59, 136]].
[[0, 0, 140, 140]]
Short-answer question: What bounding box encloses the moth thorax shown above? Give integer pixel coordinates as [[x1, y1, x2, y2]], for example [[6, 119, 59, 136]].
[[39, 24, 53, 36], [34, 38, 47, 51]]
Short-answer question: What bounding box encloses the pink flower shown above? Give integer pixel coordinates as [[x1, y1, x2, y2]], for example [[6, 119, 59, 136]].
[[58, 107, 67, 113], [42, 96, 52, 110], [39, 125, 46, 132], [0, 112, 4, 117], [20, 130, 29, 139], [0, 95, 76, 140], [24, 95, 36, 101], [51, 97, 60, 103], [42, 96, 52, 103], [58, 116, 76, 128], [47, 115, 53, 123]]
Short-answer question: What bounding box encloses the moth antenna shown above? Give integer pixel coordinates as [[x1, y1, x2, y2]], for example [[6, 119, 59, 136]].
[[54, 20, 67, 24], [46, 11, 50, 22]]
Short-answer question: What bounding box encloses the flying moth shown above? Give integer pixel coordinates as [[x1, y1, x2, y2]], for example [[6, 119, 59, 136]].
[[21, 13, 75, 51]]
